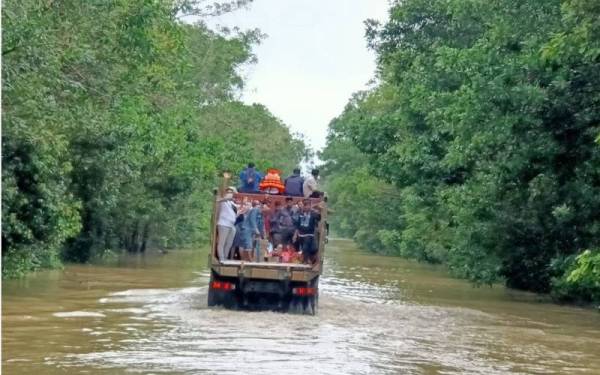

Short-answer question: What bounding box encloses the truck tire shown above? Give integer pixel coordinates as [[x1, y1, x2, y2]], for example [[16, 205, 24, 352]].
[[309, 294, 318, 315], [223, 289, 239, 310], [207, 288, 216, 307], [207, 270, 240, 309], [288, 297, 303, 314], [288, 293, 318, 315], [308, 276, 319, 315]]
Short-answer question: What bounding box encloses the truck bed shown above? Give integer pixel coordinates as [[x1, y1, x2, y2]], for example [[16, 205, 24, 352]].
[[212, 259, 319, 282], [207, 185, 324, 314]]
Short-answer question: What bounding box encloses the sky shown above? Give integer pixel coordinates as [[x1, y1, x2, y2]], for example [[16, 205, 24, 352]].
[[203, 0, 390, 152]]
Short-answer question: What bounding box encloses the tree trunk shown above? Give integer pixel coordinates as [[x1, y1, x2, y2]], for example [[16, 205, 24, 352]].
[[139, 223, 150, 253]]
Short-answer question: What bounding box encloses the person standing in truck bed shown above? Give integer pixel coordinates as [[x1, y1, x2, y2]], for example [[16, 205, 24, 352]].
[[294, 199, 321, 264], [239, 200, 262, 261], [268, 201, 283, 247], [216, 186, 239, 261], [253, 200, 267, 262], [278, 197, 299, 247]]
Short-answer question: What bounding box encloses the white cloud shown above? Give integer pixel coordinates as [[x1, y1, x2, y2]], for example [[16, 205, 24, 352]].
[[204, 0, 390, 151]]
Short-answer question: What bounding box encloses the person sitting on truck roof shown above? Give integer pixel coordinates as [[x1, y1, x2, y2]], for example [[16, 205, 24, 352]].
[[294, 199, 321, 264], [216, 186, 239, 261], [284, 168, 304, 196], [303, 169, 321, 198], [239, 163, 263, 193], [259, 168, 285, 194]]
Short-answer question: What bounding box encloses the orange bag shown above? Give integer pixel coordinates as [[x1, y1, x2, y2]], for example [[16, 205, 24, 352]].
[[259, 168, 285, 193]]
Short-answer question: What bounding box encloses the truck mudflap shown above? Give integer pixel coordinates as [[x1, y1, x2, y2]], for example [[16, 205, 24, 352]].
[[207, 270, 319, 315]]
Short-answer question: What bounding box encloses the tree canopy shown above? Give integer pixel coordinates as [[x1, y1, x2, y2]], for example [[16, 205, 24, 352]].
[[322, 0, 600, 303], [2, 0, 305, 277]]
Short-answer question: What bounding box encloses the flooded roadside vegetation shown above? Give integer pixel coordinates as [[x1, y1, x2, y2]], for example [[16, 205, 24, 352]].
[[3, 240, 599, 374]]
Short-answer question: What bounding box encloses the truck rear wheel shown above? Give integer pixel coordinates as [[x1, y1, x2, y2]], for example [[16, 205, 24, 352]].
[[310, 293, 318, 315], [308, 276, 319, 315], [207, 271, 238, 309], [288, 294, 317, 315], [288, 277, 319, 315]]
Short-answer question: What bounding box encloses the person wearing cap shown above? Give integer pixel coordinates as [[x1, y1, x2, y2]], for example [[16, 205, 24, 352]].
[[303, 169, 321, 198], [216, 186, 239, 261]]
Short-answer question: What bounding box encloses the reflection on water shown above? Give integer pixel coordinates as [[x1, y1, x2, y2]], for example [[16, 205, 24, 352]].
[[3, 239, 600, 374]]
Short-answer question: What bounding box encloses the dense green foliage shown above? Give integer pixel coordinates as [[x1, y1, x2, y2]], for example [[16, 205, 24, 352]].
[[2, 0, 305, 277], [322, 0, 600, 303], [552, 249, 600, 304]]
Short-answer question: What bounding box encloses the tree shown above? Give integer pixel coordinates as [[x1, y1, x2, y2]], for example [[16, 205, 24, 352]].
[[2, 0, 306, 276], [322, 0, 600, 301]]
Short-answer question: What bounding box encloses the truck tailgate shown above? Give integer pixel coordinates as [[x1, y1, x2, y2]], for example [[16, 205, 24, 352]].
[[213, 260, 317, 282]]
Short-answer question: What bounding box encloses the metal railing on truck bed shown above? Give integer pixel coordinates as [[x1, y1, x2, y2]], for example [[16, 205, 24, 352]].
[[209, 191, 327, 279]]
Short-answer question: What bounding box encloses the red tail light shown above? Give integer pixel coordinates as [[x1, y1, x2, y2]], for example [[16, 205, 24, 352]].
[[211, 281, 236, 291], [292, 287, 316, 296]]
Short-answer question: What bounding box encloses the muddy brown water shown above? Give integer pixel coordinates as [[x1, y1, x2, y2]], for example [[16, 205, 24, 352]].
[[3, 239, 600, 374]]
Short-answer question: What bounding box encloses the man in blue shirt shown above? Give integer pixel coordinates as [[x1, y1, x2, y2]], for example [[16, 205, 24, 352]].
[[239, 200, 260, 261], [239, 163, 263, 193]]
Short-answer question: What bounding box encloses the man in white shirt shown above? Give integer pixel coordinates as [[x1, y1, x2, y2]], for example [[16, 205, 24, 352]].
[[216, 186, 238, 261], [303, 169, 321, 198]]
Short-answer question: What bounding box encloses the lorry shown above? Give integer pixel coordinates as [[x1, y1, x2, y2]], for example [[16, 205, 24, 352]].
[[206, 176, 326, 315]]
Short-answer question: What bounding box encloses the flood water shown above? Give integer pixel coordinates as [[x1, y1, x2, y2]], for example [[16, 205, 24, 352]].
[[3, 239, 600, 374]]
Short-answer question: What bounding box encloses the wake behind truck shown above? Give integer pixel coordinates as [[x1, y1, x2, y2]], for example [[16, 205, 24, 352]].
[[206, 178, 326, 315]]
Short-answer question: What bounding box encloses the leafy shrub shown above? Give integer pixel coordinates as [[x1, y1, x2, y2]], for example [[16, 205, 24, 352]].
[[552, 250, 600, 305]]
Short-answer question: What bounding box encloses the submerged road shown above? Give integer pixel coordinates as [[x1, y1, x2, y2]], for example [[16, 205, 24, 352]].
[[3, 239, 600, 374]]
